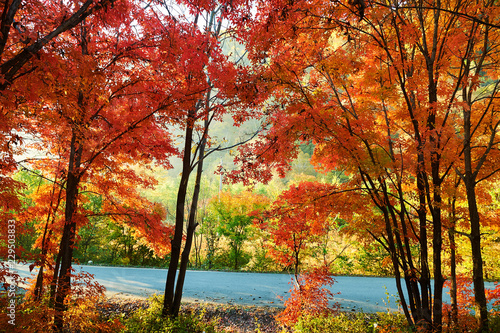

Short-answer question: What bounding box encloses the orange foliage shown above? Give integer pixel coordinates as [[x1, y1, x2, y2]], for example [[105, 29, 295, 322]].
[[442, 276, 500, 331], [0, 268, 122, 332], [261, 183, 345, 327], [260, 181, 367, 272], [260, 182, 337, 270], [276, 265, 339, 327], [232, 0, 500, 329]]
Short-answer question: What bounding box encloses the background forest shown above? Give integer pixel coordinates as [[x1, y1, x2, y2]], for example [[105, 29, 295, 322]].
[[1, 0, 500, 332], [13, 142, 500, 281]]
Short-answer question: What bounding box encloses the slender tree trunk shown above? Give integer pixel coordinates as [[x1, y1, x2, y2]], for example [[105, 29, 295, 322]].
[[34, 172, 63, 301], [171, 116, 208, 316], [463, 102, 489, 333], [233, 244, 239, 271], [49, 247, 62, 308], [360, 171, 418, 327], [53, 131, 83, 331], [449, 226, 458, 327], [384, 183, 422, 325], [194, 230, 202, 268], [431, 166, 444, 333], [426, 58, 444, 331], [162, 109, 195, 317], [383, 208, 415, 326], [34, 196, 54, 301], [395, 185, 423, 325], [413, 150, 432, 330], [466, 182, 489, 332], [402, 77, 432, 329]]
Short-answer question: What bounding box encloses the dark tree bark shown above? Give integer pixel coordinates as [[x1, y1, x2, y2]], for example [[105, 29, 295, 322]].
[[162, 108, 195, 317], [427, 77, 444, 333], [171, 116, 209, 316], [456, 21, 497, 329], [463, 106, 489, 332], [448, 221, 458, 326], [34, 183, 62, 301], [53, 131, 83, 331]]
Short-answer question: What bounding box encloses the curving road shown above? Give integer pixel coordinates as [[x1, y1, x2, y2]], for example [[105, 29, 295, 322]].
[[14, 264, 480, 313]]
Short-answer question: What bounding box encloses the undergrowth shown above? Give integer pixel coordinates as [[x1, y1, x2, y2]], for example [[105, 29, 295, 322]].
[[121, 295, 220, 333], [293, 312, 412, 333], [2, 292, 499, 332]]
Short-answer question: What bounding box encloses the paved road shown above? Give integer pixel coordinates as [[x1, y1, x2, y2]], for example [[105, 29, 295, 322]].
[[13, 264, 472, 313]]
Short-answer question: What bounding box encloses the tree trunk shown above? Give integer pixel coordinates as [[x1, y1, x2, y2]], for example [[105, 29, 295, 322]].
[[449, 226, 458, 326], [162, 109, 195, 317], [463, 101, 489, 332], [53, 131, 83, 331], [466, 182, 489, 332], [194, 230, 202, 268], [416, 154, 432, 328], [171, 116, 208, 316], [426, 57, 444, 332], [431, 167, 444, 333], [49, 247, 62, 308], [34, 174, 63, 301]]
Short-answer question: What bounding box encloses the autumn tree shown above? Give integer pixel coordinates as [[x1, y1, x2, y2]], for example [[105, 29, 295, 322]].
[[258, 182, 348, 326], [11, 5, 196, 329], [231, 0, 500, 331], [449, 5, 500, 330], [208, 191, 269, 270], [259, 183, 338, 277], [233, 4, 443, 327], [158, 0, 267, 318], [0, 0, 124, 291]]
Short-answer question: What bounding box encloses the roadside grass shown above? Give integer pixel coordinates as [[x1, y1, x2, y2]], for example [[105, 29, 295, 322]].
[[3, 292, 499, 332], [118, 295, 500, 333], [121, 295, 220, 333]]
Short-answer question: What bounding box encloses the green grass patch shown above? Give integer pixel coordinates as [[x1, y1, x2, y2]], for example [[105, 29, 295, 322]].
[[121, 295, 221, 333]]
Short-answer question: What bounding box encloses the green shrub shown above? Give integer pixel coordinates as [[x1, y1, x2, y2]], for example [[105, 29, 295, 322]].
[[122, 295, 220, 333], [490, 314, 500, 333], [294, 312, 375, 333], [293, 312, 414, 333], [375, 312, 414, 332]]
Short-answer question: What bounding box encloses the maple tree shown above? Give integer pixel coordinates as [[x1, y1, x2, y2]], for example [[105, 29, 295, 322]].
[[257, 182, 349, 327], [450, 8, 500, 329], [159, 0, 268, 318], [259, 182, 338, 277], [6, 3, 205, 329], [0, 0, 125, 295], [229, 0, 500, 331], [276, 265, 339, 327]]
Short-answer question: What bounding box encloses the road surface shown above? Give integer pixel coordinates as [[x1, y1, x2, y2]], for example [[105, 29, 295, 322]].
[[13, 264, 469, 313]]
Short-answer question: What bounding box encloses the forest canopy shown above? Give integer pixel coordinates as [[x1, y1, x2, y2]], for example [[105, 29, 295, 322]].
[[1, 0, 500, 332]]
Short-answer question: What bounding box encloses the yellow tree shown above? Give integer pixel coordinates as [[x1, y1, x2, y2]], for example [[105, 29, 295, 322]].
[[208, 191, 270, 270]]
